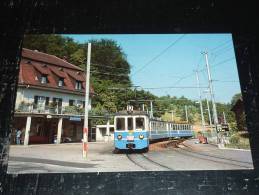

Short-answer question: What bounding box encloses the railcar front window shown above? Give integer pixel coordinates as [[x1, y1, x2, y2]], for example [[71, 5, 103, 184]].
[[136, 117, 145, 130], [128, 117, 133, 130], [116, 118, 125, 131]]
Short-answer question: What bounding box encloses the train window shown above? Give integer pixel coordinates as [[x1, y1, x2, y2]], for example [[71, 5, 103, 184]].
[[136, 117, 145, 130], [116, 118, 125, 131], [128, 117, 133, 130]]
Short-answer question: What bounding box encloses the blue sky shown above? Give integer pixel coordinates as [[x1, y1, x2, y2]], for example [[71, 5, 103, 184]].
[[63, 34, 241, 103]]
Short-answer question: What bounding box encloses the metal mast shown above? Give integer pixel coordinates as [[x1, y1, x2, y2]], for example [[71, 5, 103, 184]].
[[195, 71, 205, 133]]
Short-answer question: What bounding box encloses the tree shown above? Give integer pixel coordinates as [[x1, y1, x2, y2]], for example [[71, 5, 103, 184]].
[[86, 39, 131, 85]]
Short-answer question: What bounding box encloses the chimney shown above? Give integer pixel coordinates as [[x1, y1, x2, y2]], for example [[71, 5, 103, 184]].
[[62, 56, 68, 61]]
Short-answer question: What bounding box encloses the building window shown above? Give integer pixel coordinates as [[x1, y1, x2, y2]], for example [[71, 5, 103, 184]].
[[45, 97, 49, 106], [69, 99, 75, 106], [75, 81, 82, 90], [41, 75, 48, 84], [34, 96, 47, 109], [58, 78, 64, 87], [76, 100, 85, 108]]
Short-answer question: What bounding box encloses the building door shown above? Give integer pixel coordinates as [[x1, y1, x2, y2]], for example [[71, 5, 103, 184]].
[[89, 127, 96, 142]]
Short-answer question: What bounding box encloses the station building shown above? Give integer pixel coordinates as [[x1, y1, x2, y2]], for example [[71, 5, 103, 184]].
[[13, 48, 113, 145]]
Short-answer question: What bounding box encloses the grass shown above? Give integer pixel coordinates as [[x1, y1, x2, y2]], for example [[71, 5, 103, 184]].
[[225, 132, 251, 150]]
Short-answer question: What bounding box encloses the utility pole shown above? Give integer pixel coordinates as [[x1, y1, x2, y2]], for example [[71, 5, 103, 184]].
[[185, 105, 189, 123], [195, 71, 205, 133], [223, 112, 227, 124], [83, 43, 91, 159], [204, 90, 212, 126], [150, 101, 153, 118], [203, 51, 219, 143], [171, 110, 174, 122]]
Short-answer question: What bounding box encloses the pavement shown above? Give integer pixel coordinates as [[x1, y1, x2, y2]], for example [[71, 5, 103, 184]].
[[8, 142, 143, 173], [7, 139, 254, 174]]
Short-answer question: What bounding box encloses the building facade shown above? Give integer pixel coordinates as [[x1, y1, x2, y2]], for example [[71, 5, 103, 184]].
[[13, 48, 97, 145]]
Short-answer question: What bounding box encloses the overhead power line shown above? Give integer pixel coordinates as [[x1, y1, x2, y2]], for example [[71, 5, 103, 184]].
[[210, 39, 232, 52], [142, 86, 208, 90], [91, 71, 129, 77], [213, 80, 239, 83], [91, 63, 131, 71], [197, 56, 235, 73], [132, 34, 186, 76], [212, 45, 233, 57], [128, 99, 199, 102]]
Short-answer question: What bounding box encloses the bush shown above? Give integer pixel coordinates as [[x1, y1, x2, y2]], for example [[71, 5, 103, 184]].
[[229, 135, 240, 144]]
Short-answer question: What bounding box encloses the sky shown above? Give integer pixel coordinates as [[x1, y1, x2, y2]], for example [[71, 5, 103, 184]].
[[63, 34, 241, 104]]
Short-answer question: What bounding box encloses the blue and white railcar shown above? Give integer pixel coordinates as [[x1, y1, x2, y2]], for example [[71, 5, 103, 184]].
[[149, 120, 193, 140], [114, 111, 194, 152], [114, 112, 149, 151]]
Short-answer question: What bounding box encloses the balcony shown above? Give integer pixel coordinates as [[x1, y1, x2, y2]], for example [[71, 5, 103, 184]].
[[15, 101, 111, 119], [15, 102, 85, 116]]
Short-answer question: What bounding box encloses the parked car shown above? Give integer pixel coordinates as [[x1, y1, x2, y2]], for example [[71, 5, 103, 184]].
[[53, 134, 72, 143]]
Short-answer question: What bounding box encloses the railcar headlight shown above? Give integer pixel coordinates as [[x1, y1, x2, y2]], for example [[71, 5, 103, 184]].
[[139, 134, 144, 139], [117, 135, 122, 140]]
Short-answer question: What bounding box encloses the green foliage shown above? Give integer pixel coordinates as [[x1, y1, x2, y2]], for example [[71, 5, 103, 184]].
[[70, 48, 86, 67], [23, 35, 81, 60], [89, 39, 131, 85], [64, 106, 84, 115], [226, 133, 250, 149], [229, 134, 240, 144]]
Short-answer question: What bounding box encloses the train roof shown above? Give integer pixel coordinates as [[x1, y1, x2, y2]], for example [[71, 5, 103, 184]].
[[115, 110, 149, 116]]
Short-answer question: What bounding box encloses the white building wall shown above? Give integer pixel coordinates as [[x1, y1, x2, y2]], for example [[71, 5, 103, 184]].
[[96, 125, 114, 142], [16, 87, 86, 108]]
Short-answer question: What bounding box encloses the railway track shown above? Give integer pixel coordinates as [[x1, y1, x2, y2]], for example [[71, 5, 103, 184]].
[[175, 143, 253, 169], [126, 153, 173, 171], [182, 143, 253, 166]]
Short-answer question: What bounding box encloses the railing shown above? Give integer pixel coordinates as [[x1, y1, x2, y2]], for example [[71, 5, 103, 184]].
[[15, 104, 85, 115], [15, 103, 112, 118]]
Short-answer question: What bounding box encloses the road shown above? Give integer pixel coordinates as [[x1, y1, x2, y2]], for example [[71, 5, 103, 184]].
[[8, 139, 253, 174]]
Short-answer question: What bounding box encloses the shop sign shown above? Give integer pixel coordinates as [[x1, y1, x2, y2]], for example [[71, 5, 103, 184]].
[[69, 116, 81, 121]]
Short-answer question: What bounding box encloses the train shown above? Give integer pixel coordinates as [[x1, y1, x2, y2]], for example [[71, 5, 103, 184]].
[[114, 110, 194, 152]]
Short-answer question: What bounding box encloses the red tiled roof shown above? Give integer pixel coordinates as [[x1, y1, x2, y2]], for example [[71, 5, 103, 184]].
[[19, 48, 94, 95], [22, 48, 83, 71], [32, 62, 51, 75], [64, 69, 85, 82], [48, 66, 66, 78]]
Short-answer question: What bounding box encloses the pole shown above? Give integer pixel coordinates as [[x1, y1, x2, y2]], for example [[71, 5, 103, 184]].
[[150, 101, 153, 118], [205, 91, 212, 126], [83, 43, 91, 158], [142, 104, 145, 111], [223, 112, 227, 124], [195, 71, 205, 133], [203, 51, 219, 143], [185, 105, 188, 123], [171, 110, 174, 122]]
